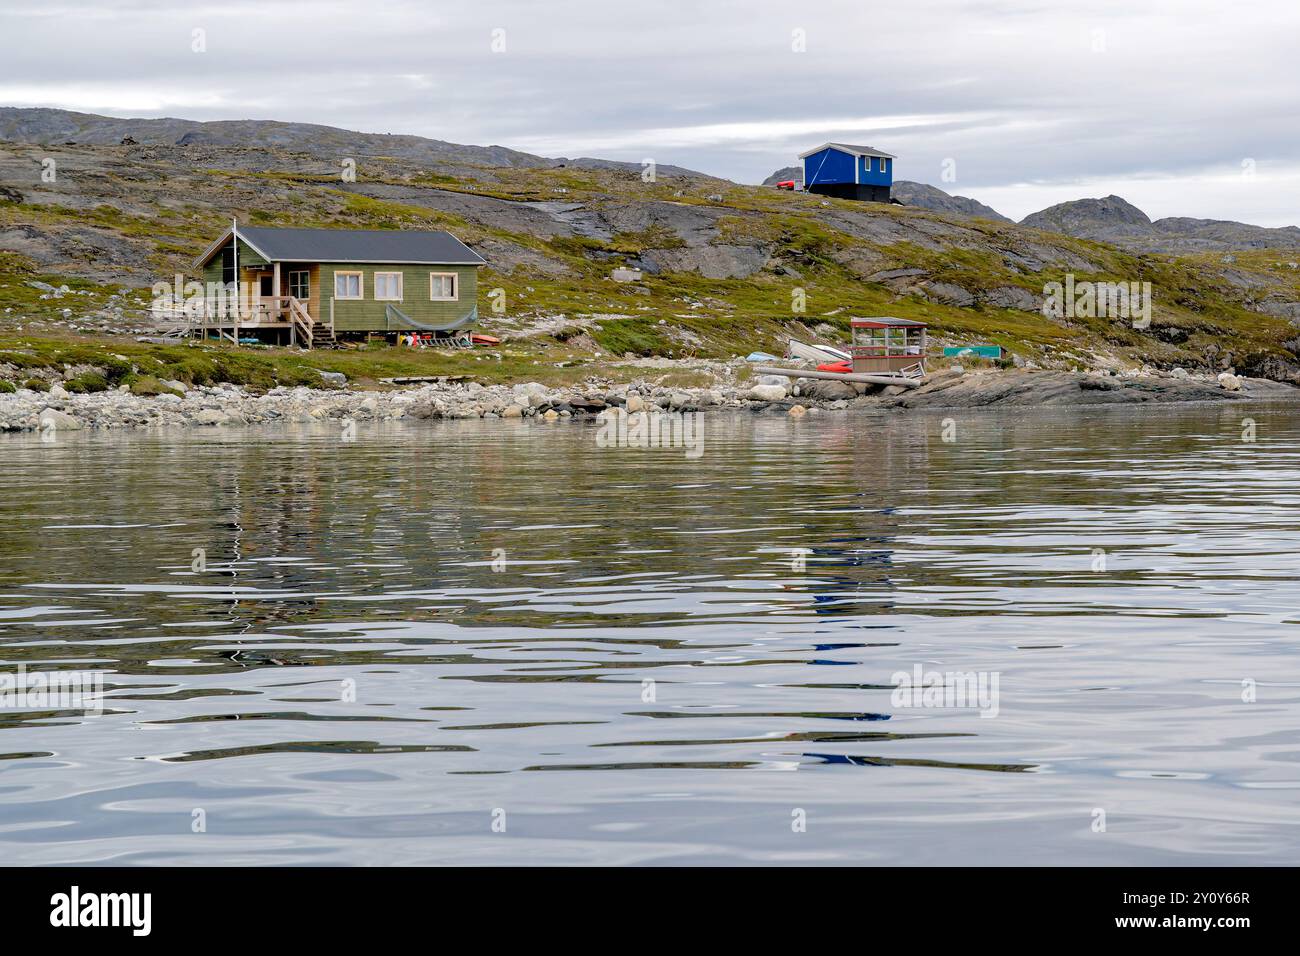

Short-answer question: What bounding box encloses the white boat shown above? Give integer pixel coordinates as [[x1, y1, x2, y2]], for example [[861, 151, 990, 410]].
[[787, 338, 850, 364]]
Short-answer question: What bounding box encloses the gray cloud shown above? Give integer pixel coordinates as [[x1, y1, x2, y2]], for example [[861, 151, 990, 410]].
[[2, 0, 1297, 223]]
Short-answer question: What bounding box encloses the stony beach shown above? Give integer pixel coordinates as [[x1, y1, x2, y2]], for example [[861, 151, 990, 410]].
[[2, 363, 1294, 434]]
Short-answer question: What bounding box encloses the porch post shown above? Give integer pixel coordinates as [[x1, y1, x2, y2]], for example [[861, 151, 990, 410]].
[[273, 262, 281, 319]]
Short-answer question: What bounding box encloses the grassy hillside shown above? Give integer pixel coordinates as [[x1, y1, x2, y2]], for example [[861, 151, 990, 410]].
[[2, 138, 1300, 390]]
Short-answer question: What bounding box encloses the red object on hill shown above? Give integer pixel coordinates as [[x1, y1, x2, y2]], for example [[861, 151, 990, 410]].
[[471, 333, 501, 346], [776, 180, 796, 190], [816, 360, 852, 374]]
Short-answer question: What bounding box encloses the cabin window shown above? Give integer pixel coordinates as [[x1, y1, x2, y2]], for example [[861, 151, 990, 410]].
[[374, 272, 403, 301], [429, 272, 457, 301], [289, 270, 310, 300], [221, 247, 235, 286], [334, 271, 363, 300]]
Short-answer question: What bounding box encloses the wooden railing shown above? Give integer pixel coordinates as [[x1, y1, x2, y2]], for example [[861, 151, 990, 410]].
[[899, 362, 926, 380], [288, 297, 313, 348], [186, 295, 314, 347], [849, 346, 927, 357]]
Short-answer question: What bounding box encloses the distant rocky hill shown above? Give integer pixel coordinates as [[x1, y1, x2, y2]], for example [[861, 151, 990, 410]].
[[761, 166, 802, 187], [764, 161, 1299, 253], [0, 107, 708, 179], [891, 181, 1011, 223], [1021, 195, 1152, 237], [762, 165, 1010, 222], [1020, 194, 1300, 253], [3, 110, 1300, 382]]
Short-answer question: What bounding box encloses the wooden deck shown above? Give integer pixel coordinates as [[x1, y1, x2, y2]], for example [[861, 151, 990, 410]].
[[178, 296, 326, 347]]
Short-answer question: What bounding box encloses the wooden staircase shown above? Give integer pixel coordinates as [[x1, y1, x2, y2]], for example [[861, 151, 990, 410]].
[[309, 321, 337, 348]]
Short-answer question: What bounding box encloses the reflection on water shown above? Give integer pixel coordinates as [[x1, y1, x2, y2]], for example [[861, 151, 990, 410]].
[[2, 404, 1299, 864]]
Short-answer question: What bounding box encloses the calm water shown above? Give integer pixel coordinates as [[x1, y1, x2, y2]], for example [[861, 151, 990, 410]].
[[2, 404, 1299, 865]]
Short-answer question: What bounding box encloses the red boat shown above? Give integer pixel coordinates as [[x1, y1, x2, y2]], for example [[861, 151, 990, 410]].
[[776, 180, 796, 190], [816, 360, 852, 374]]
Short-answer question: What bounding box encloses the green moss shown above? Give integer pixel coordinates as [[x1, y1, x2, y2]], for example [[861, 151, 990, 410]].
[[0, 380, 15, 393], [589, 317, 675, 356], [3, 150, 1298, 377], [125, 374, 182, 396], [608, 225, 686, 254], [65, 371, 109, 393], [0, 251, 36, 276]]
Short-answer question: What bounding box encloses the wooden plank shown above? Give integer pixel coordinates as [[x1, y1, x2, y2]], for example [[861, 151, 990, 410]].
[[752, 365, 922, 388]]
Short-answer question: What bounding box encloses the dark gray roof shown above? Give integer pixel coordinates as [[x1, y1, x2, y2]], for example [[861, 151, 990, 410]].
[[205, 225, 485, 266], [799, 142, 897, 160], [828, 143, 896, 159]]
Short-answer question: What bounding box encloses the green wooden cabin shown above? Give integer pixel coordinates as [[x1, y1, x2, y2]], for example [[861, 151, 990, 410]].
[[192, 224, 485, 347]]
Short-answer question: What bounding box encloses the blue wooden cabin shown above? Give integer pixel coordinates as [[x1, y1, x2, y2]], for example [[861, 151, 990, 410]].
[[800, 142, 896, 202]]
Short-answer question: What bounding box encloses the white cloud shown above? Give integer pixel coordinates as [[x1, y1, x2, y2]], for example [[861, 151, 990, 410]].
[[0, 85, 236, 114], [0, 0, 1296, 225]]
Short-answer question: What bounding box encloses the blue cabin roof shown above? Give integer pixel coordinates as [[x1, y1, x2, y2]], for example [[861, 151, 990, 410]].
[[800, 142, 896, 188]]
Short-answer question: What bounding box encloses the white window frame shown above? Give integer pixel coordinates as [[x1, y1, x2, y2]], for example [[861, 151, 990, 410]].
[[288, 270, 310, 300], [429, 272, 458, 301], [334, 271, 363, 300], [374, 271, 403, 301]]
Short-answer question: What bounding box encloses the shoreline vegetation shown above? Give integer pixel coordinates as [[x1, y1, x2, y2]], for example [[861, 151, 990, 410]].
[[3, 131, 1300, 432], [3, 344, 1293, 434]]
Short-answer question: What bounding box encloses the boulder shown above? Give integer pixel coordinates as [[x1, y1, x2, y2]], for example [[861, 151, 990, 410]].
[[406, 401, 441, 419], [190, 408, 229, 426], [799, 378, 858, 401], [501, 405, 524, 418], [979, 286, 1041, 312], [38, 408, 82, 431], [747, 383, 788, 402], [1217, 372, 1243, 391], [788, 404, 807, 417], [925, 281, 976, 307], [569, 395, 607, 412], [513, 382, 547, 402]]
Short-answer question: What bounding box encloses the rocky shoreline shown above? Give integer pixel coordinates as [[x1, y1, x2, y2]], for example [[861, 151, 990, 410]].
[[2, 365, 1295, 435]]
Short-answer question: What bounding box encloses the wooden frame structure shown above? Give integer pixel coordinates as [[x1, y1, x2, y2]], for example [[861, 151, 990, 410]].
[[850, 317, 928, 376]]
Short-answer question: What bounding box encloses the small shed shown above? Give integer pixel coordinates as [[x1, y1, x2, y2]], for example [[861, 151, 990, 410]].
[[850, 317, 927, 374], [799, 143, 896, 202]]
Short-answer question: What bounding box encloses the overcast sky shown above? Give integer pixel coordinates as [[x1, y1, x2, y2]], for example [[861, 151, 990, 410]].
[[3, 0, 1298, 224]]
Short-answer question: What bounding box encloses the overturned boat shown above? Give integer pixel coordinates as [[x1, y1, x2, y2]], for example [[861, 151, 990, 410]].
[[787, 338, 850, 364]]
